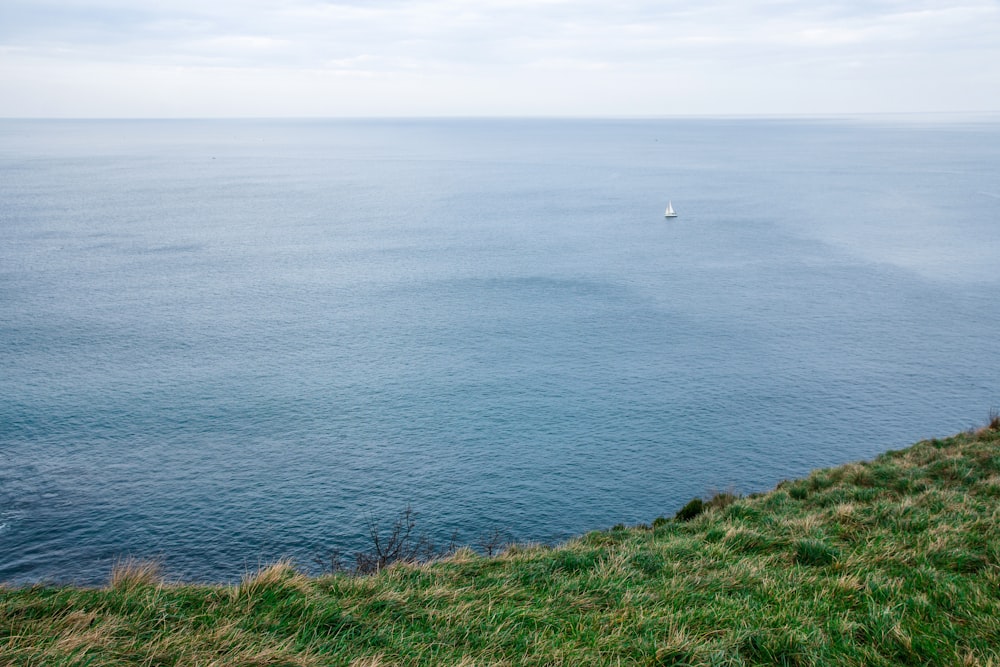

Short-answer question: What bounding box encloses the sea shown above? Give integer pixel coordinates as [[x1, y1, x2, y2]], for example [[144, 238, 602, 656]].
[[1, 117, 998, 585]]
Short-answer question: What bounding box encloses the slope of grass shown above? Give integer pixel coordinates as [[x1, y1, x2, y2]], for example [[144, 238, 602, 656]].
[[3, 425, 999, 666]]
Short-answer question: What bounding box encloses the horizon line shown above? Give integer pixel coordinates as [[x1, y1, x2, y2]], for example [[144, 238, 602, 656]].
[[3, 110, 999, 122]]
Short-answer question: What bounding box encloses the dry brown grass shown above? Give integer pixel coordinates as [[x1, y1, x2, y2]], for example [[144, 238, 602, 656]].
[[233, 559, 310, 599], [108, 557, 162, 589]]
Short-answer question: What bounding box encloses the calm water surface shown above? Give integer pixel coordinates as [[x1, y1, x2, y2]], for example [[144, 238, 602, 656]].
[[1, 118, 998, 584]]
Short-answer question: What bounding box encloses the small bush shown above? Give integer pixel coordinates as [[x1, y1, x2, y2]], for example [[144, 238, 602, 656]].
[[674, 498, 704, 522], [652, 516, 669, 528]]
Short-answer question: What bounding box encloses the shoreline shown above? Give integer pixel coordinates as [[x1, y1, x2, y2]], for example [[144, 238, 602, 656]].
[[3, 421, 998, 664]]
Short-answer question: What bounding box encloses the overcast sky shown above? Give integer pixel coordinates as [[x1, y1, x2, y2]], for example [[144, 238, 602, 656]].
[[2, 0, 999, 117]]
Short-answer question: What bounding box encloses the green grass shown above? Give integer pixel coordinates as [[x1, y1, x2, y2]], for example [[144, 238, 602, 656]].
[[3, 425, 1000, 666]]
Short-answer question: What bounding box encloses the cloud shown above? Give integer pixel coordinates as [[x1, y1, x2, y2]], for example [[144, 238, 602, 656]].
[[1, 0, 998, 116]]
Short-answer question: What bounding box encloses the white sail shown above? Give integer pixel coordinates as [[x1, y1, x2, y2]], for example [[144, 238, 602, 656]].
[[664, 201, 677, 217]]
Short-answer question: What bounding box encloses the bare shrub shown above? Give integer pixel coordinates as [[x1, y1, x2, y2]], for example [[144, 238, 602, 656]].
[[315, 506, 440, 576], [476, 527, 513, 557], [313, 547, 351, 575], [355, 506, 437, 574], [315, 508, 518, 575]]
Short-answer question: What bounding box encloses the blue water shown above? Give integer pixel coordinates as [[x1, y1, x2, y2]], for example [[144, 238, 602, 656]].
[[1, 118, 998, 585]]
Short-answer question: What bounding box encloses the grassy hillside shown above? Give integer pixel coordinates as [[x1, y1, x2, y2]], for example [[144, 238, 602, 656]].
[[3, 423, 999, 666]]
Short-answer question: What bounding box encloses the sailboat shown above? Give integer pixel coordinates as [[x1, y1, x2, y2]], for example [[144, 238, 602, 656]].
[[664, 201, 677, 218]]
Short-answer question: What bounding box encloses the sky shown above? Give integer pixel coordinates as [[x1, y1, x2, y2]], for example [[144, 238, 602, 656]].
[[1, 0, 999, 118]]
